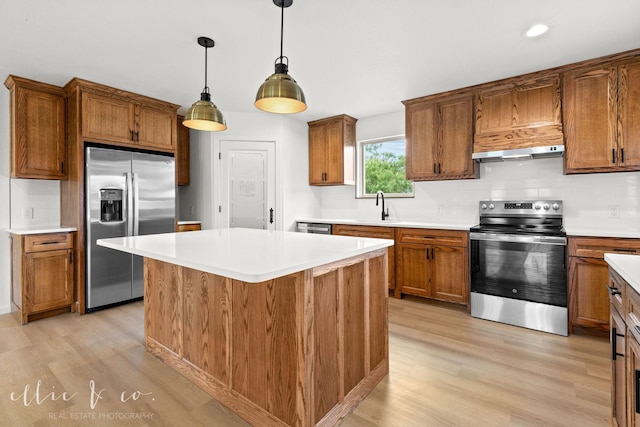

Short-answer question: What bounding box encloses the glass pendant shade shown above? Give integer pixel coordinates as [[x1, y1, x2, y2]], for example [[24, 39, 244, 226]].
[[183, 91, 227, 131], [183, 36, 227, 132], [255, 63, 306, 114]]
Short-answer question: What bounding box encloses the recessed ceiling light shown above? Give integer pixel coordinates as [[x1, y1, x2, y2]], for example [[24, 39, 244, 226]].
[[524, 24, 549, 38]]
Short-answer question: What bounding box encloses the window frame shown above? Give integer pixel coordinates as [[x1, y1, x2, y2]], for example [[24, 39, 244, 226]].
[[356, 135, 415, 199]]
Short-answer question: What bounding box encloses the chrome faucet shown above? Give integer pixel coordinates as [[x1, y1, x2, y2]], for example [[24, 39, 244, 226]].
[[376, 191, 390, 221]]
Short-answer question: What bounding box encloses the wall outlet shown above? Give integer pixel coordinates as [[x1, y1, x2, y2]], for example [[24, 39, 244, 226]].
[[190, 205, 195, 215], [435, 205, 444, 215], [22, 207, 33, 220], [608, 205, 620, 218]]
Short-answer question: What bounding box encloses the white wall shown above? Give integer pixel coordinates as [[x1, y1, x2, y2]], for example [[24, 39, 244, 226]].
[[0, 82, 10, 314], [318, 110, 640, 235], [178, 111, 320, 232]]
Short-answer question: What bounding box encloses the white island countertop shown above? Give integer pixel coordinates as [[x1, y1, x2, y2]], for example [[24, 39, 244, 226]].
[[98, 228, 394, 283], [605, 253, 640, 294]]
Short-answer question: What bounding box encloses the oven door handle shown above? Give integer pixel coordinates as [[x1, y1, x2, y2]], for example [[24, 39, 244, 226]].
[[470, 232, 567, 246]]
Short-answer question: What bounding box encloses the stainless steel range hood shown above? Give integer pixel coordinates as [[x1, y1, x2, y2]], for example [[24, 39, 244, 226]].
[[472, 145, 564, 162]]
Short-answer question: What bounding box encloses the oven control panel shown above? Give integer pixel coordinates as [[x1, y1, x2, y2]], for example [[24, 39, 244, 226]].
[[479, 200, 563, 216]]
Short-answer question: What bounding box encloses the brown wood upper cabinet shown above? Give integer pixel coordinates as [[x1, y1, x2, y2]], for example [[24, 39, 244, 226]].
[[474, 74, 563, 153], [66, 78, 179, 153], [4, 75, 66, 179], [81, 91, 176, 151], [308, 114, 357, 185], [403, 93, 476, 181], [564, 58, 640, 173], [176, 115, 190, 186]]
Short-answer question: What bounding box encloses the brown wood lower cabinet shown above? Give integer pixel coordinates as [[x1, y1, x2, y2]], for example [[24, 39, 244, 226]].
[[333, 224, 395, 292], [569, 237, 640, 332], [609, 266, 640, 427], [175, 222, 201, 232], [11, 232, 75, 325], [395, 228, 469, 305]]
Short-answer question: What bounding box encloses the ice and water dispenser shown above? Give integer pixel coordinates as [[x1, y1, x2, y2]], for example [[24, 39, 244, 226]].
[[100, 189, 123, 222]]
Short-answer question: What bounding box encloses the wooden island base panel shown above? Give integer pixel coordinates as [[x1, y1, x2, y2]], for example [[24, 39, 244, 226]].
[[143, 249, 389, 427]]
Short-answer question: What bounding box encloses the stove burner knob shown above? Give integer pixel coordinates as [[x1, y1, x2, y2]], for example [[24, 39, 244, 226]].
[[552, 203, 560, 211], [481, 203, 487, 210], [534, 204, 541, 210], [543, 203, 550, 210], [488, 203, 495, 210]]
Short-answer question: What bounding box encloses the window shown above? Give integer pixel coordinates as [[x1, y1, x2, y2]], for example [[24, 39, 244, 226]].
[[356, 136, 414, 198]]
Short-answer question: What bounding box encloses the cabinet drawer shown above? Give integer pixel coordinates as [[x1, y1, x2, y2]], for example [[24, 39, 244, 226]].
[[24, 233, 73, 253], [626, 283, 640, 336], [568, 237, 640, 258], [609, 268, 627, 318], [333, 224, 395, 240], [396, 228, 468, 248]]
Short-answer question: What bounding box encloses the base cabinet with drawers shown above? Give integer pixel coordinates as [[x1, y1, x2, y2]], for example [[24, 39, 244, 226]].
[[395, 228, 469, 305], [608, 265, 640, 427], [10, 232, 75, 325], [568, 237, 640, 332]]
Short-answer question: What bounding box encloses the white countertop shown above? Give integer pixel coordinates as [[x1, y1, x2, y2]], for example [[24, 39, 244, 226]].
[[98, 228, 394, 283], [296, 218, 474, 231], [177, 220, 201, 225], [565, 226, 640, 239], [605, 253, 640, 294], [7, 226, 78, 235]]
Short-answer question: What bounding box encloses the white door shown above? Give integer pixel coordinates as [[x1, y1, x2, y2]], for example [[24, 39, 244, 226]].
[[220, 140, 276, 230]]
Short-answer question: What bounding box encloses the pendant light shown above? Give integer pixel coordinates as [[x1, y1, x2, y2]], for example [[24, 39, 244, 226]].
[[255, 0, 307, 114], [183, 36, 227, 131]]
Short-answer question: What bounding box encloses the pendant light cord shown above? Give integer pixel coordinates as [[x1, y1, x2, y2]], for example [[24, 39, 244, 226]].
[[203, 43, 209, 93], [279, 2, 284, 63]]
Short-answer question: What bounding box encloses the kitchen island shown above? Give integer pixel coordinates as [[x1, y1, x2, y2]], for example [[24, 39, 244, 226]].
[[98, 228, 393, 427]]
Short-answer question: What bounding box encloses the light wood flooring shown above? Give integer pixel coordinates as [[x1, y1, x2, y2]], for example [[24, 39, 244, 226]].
[[0, 296, 610, 426]]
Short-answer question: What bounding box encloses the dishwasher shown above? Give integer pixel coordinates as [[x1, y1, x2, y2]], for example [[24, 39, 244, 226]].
[[296, 222, 332, 234]]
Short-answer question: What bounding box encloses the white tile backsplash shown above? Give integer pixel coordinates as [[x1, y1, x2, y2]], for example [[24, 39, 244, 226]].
[[318, 157, 640, 235], [10, 179, 61, 228]]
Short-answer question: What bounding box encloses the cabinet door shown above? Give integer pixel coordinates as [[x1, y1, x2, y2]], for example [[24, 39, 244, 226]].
[[24, 249, 73, 314], [137, 104, 176, 150], [568, 256, 610, 331], [628, 334, 640, 426], [618, 60, 640, 169], [308, 124, 327, 184], [323, 119, 345, 184], [564, 67, 618, 172], [82, 92, 135, 144], [396, 244, 430, 297], [431, 245, 468, 304], [611, 305, 626, 427], [176, 116, 190, 186], [12, 86, 66, 179], [405, 101, 437, 180], [475, 76, 562, 151], [438, 95, 475, 179]]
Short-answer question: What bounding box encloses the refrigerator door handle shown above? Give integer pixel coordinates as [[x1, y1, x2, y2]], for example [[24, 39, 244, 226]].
[[125, 172, 134, 237], [132, 172, 140, 236]]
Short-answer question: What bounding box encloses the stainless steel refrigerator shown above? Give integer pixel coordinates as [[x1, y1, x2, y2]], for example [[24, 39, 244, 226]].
[[85, 146, 176, 311]]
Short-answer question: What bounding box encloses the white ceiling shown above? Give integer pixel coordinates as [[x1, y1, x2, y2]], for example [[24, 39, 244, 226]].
[[2, 0, 640, 123]]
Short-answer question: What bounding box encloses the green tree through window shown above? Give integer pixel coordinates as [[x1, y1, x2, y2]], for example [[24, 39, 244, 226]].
[[362, 140, 413, 196]]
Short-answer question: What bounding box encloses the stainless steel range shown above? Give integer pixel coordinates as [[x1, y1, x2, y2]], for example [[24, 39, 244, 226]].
[[470, 200, 567, 336]]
